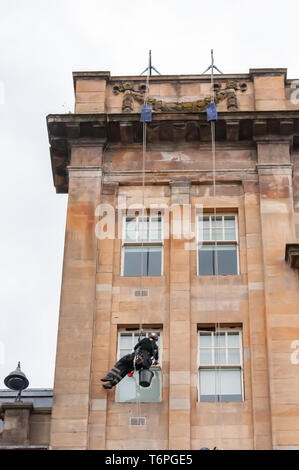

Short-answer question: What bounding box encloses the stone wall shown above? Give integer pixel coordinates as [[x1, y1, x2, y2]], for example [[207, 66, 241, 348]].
[[48, 68, 299, 450]]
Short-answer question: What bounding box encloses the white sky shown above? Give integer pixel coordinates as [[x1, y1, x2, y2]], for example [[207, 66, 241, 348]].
[[0, 0, 299, 388]]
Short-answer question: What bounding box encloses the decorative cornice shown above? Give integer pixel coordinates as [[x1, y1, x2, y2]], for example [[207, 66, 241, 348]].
[[47, 110, 299, 193]]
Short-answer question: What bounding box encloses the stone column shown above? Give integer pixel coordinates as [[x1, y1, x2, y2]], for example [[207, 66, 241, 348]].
[[50, 143, 104, 450], [256, 139, 299, 449], [0, 402, 33, 446], [168, 182, 191, 450], [243, 178, 272, 449]]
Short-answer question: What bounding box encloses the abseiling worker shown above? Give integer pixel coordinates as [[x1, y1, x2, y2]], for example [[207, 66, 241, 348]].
[[101, 333, 159, 389]]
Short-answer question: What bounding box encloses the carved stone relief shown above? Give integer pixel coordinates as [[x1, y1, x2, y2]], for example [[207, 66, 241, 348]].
[[112, 81, 247, 113]]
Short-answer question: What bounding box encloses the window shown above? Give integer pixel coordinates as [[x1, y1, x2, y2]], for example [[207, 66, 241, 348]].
[[122, 215, 163, 276], [198, 329, 243, 402], [198, 214, 239, 276], [116, 330, 162, 403]]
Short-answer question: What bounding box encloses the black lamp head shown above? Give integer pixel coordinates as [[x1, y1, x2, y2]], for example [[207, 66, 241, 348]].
[[4, 362, 29, 392]]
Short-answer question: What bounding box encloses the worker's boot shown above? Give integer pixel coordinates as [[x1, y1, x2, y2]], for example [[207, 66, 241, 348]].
[[101, 374, 114, 382], [103, 382, 114, 389], [103, 378, 118, 389]]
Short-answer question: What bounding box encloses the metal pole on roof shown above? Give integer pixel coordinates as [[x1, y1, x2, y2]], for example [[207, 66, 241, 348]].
[[140, 50, 161, 76]]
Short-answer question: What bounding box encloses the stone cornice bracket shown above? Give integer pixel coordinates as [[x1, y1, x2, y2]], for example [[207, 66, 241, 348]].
[[256, 163, 293, 170], [256, 163, 293, 177], [285, 244, 299, 276], [68, 138, 107, 149], [170, 180, 191, 205], [67, 166, 103, 179]]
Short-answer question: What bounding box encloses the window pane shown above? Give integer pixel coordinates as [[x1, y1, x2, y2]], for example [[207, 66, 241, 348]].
[[224, 228, 236, 241], [150, 229, 162, 242], [200, 332, 212, 347], [200, 369, 242, 402], [123, 247, 146, 276], [148, 246, 162, 276], [125, 218, 136, 242], [198, 246, 214, 275], [119, 349, 132, 359], [118, 371, 161, 403], [214, 332, 225, 348], [138, 218, 149, 242], [224, 216, 236, 228], [200, 348, 212, 365], [154, 333, 161, 348], [228, 332, 240, 348], [137, 370, 161, 402], [134, 332, 146, 343], [202, 217, 210, 228], [118, 375, 137, 402], [150, 218, 161, 231], [120, 334, 132, 350], [215, 348, 226, 365], [200, 369, 216, 396], [199, 245, 238, 276], [217, 245, 238, 275], [123, 246, 162, 276], [203, 229, 210, 241], [228, 349, 240, 365], [211, 216, 222, 228], [211, 228, 222, 241], [220, 369, 242, 396]]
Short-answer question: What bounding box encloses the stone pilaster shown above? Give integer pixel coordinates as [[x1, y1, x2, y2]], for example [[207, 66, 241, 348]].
[[88, 182, 118, 450], [243, 179, 272, 449], [168, 182, 191, 449], [50, 144, 104, 450], [256, 140, 299, 449]]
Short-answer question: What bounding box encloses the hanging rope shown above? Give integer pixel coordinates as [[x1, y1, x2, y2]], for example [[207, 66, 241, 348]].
[[209, 49, 224, 450], [139, 53, 151, 338], [132, 52, 151, 424]]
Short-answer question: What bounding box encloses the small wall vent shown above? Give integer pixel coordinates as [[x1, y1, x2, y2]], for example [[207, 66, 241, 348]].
[[134, 289, 149, 297], [130, 417, 147, 426]]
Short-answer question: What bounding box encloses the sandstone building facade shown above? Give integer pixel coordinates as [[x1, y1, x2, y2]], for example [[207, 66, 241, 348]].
[[46, 68, 299, 450]]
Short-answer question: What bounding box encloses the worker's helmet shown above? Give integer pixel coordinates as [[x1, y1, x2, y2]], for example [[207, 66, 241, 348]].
[[149, 332, 159, 341]]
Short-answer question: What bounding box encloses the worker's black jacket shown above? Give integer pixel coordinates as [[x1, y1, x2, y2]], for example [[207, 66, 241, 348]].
[[134, 337, 159, 361]]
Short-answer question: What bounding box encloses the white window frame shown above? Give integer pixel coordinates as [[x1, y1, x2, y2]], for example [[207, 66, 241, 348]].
[[197, 328, 244, 402], [121, 214, 164, 276], [197, 213, 240, 276], [116, 329, 163, 403]]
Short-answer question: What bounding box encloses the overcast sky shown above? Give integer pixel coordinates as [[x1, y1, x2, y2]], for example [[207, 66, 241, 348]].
[[1, 0, 299, 389]]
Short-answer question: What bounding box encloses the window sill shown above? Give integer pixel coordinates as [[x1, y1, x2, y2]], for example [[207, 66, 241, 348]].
[[119, 275, 166, 280]]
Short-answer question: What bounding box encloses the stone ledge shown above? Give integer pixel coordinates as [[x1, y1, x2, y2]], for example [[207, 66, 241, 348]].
[[0, 402, 33, 412], [0, 445, 48, 450]]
